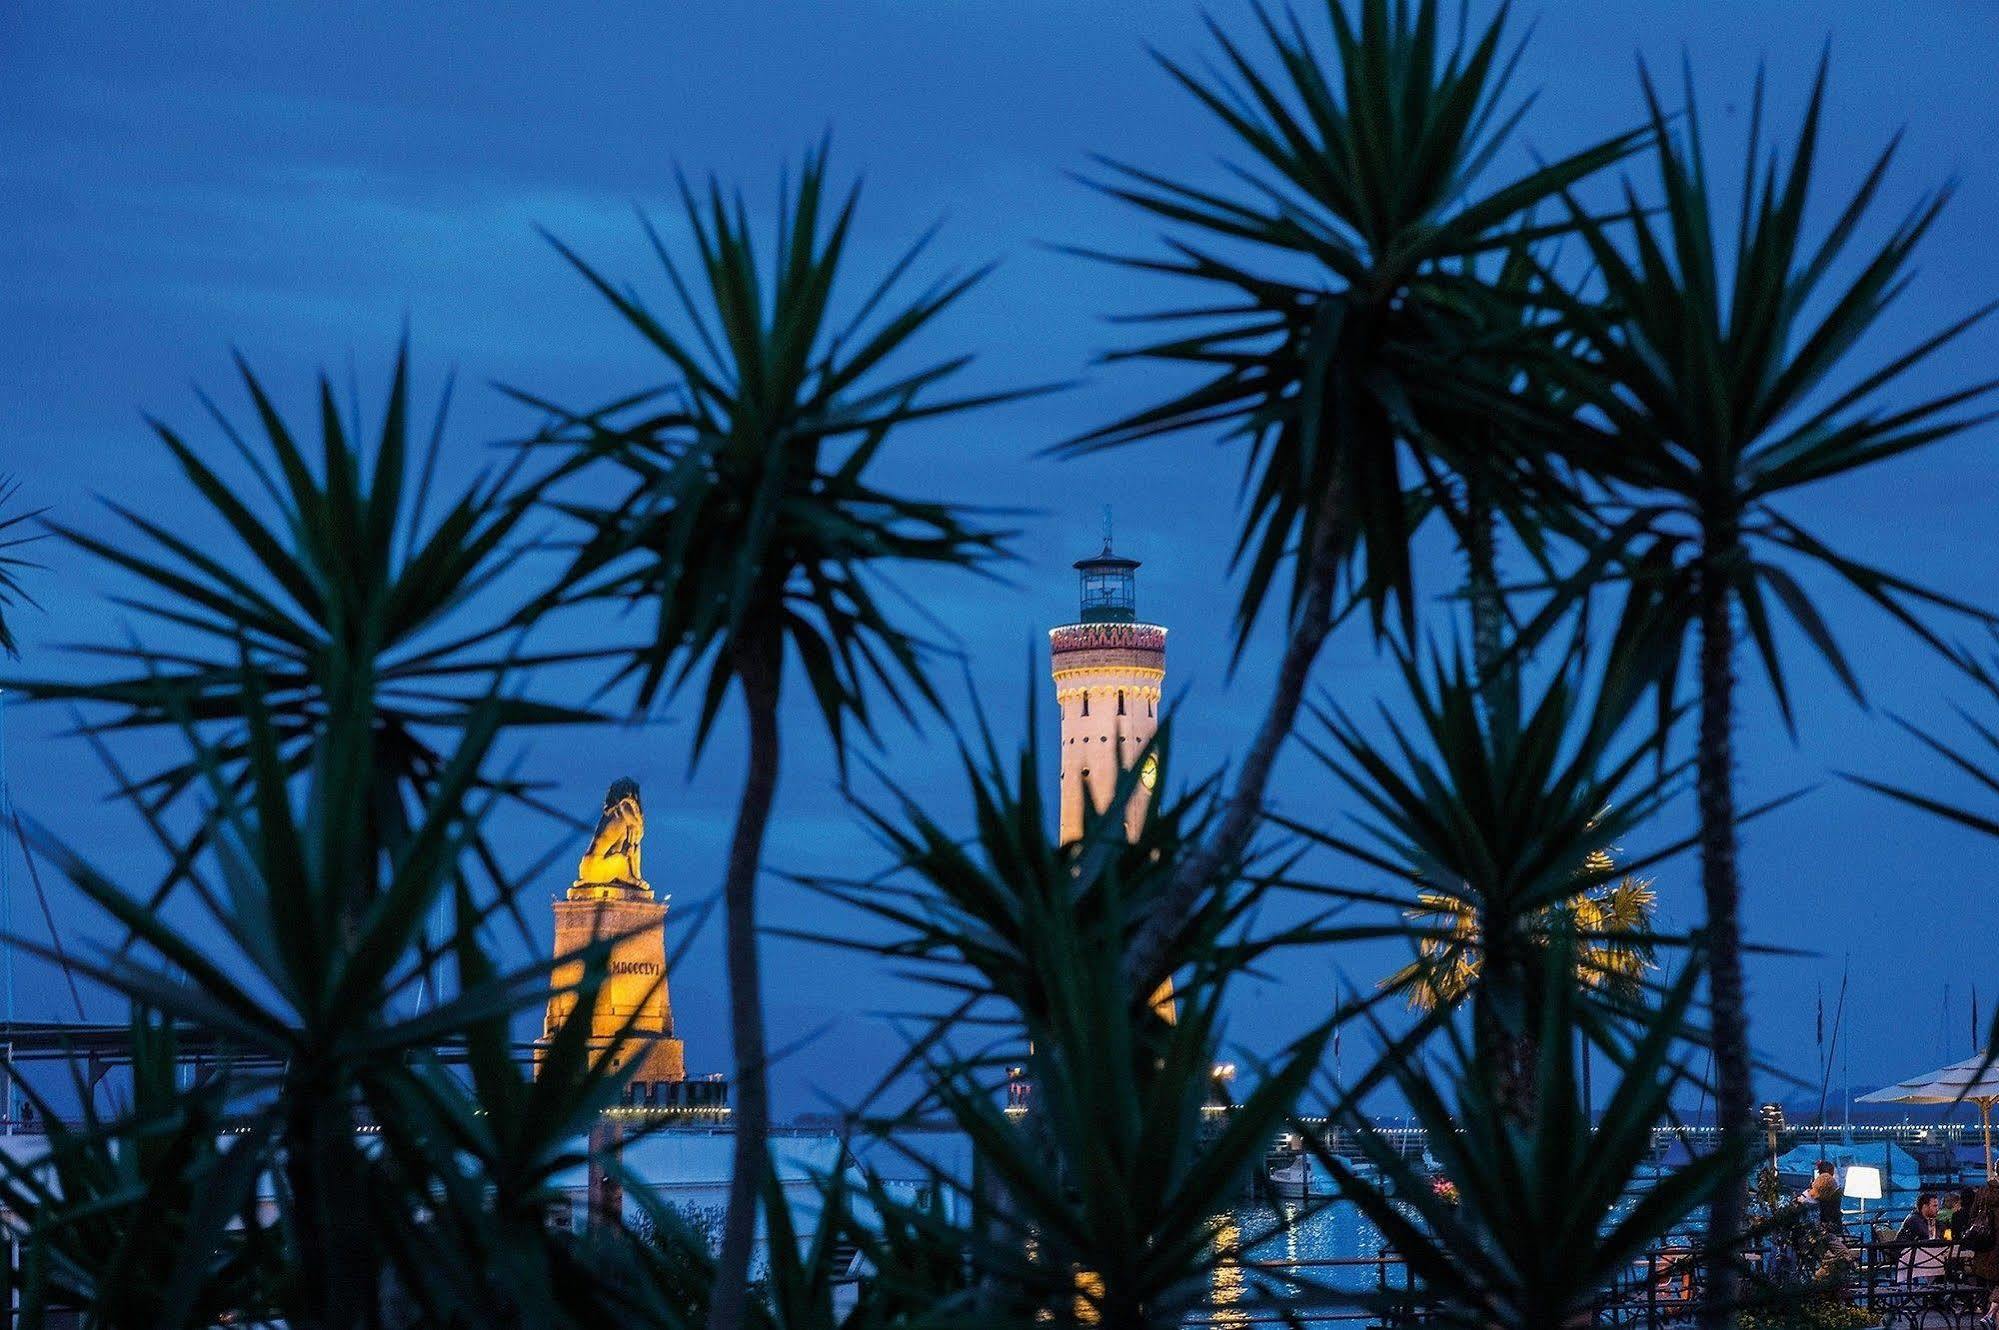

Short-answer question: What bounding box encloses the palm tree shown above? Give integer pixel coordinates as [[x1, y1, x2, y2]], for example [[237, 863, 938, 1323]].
[[805, 698, 1332, 1330], [1389, 850, 1656, 1119], [1386, 866, 1657, 1014], [1283, 639, 1683, 1123], [1311, 948, 1741, 1330], [15, 673, 622, 1329], [1551, 60, 1997, 1311], [8, 344, 594, 937], [1064, 0, 1643, 985], [526, 145, 1026, 1330], [0, 1008, 277, 1327], [0, 478, 42, 659]]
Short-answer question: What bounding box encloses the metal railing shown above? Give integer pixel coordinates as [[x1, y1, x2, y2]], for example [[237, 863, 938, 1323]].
[[1175, 1229, 1993, 1329]]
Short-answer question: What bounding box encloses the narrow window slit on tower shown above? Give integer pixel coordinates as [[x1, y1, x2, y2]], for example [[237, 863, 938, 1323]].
[[1081, 693, 1090, 717], [1117, 690, 1126, 715]]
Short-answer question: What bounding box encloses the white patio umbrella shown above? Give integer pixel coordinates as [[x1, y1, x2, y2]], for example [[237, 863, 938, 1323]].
[[1858, 1055, 1999, 1180]]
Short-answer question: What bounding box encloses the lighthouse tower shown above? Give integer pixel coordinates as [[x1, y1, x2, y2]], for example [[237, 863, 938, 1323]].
[[1050, 539, 1167, 844]]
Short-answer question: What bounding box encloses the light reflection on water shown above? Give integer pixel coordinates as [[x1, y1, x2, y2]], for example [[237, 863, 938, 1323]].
[[1208, 1215, 1247, 1329], [1202, 1198, 1412, 1325]]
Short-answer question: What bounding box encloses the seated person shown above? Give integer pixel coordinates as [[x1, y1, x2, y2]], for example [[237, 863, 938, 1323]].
[[1898, 1193, 1945, 1283], [1900, 1193, 1940, 1245]]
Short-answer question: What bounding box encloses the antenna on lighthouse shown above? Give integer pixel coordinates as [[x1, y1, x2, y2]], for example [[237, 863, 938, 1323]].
[[1102, 505, 1114, 554]]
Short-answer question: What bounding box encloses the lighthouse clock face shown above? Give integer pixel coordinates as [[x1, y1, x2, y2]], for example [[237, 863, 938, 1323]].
[[1139, 750, 1160, 790]]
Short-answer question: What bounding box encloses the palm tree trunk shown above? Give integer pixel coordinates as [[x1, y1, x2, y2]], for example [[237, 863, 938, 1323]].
[[1130, 482, 1345, 988], [1475, 917, 1538, 1126], [709, 635, 783, 1330], [1464, 477, 1537, 1124], [285, 1081, 374, 1330], [1463, 471, 1509, 725], [1581, 1028, 1593, 1122], [1695, 549, 1751, 1330]]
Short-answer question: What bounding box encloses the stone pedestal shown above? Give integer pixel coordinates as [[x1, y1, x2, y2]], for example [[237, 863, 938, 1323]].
[[542, 881, 685, 1086]]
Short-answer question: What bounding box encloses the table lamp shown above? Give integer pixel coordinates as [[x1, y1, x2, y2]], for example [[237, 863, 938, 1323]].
[[1845, 1164, 1883, 1222]]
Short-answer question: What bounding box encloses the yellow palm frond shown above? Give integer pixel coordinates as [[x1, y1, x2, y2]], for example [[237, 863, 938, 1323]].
[[1382, 863, 1659, 1011]]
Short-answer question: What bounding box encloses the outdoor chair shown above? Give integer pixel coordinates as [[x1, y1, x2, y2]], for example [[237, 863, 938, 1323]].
[[1899, 1241, 1948, 1285], [1864, 1245, 1984, 1330]]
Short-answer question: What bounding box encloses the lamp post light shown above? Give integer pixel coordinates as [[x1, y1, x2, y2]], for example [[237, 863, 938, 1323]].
[[1208, 1061, 1237, 1112], [1759, 1102, 1786, 1176]]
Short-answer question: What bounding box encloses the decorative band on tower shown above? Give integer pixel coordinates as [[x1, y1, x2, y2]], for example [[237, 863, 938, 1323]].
[[1051, 542, 1167, 845]]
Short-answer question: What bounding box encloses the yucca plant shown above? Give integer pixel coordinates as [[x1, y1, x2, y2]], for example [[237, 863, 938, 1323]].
[[522, 143, 1029, 1330], [806, 694, 1338, 1330], [915, 967, 1329, 1330], [1068, 0, 1644, 987], [0, 1008, 276, 1329], [357, 883, 678, 1329], [8, 343, 595, 940], [822, 1173, 977, 1330], [1306, 948, 1741, 1330], [577, 1161, 972, 1330], [748, 1166, 977, 1330], [802, 682, 1312, 1045], [14, 670, 626, 1330], [1282, 637, 1684, 1123], [0, 476, 43, 658], [1547, 59, 1998, 1304]]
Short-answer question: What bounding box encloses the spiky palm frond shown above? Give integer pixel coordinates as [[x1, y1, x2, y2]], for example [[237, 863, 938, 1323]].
[[1543, 56, 1997, 1313], [1850, 634, 1999, 843], [356, 884, 682, 1329], [525, 143, 1027, 755], [920, 969, 1329, 1330], [1281, 637, 1686, 1117], [800, 677, 1307, 1029], [1848, 634, 1999, 1057], [14, 671, 633, 1327], [7, 343, 596, 918], [1068, 0, 1642, 647], [525, 144, 1034, 1330], [1386, 859, 1658, 1013], [0, 477, 44, 658], [0, 1008, 276, 1329], [1555, 58, 1997, 731], [1290, 640, 1682, 997]]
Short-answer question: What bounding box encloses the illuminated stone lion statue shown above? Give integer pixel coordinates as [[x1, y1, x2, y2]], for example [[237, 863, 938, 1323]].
[[576, 776, 646, 890]]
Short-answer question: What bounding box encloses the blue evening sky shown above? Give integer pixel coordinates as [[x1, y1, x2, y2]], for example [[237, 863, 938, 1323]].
[[5, 2, 1999, 1119]]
